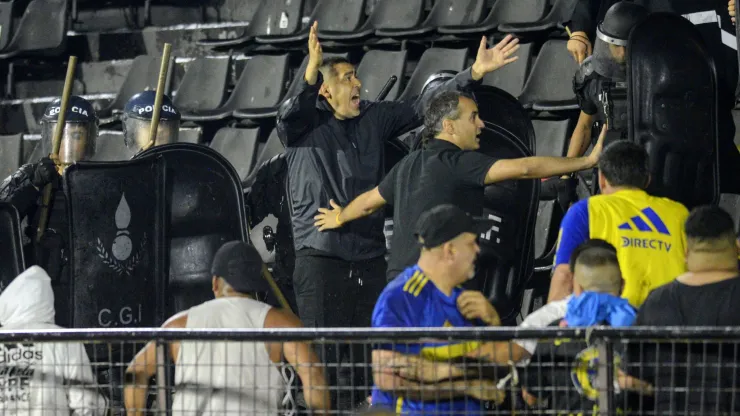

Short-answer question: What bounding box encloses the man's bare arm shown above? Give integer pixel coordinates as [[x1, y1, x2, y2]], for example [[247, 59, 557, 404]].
[[265, 308, 331, 414], [465, 341, 530, 364], [566, 111, 595, 158], [314, 187, 387, 231], [373, 350, 505, 403], [485, 120, 604, 184], [548, 264, 573, 303], [124, 313, 186, 416]]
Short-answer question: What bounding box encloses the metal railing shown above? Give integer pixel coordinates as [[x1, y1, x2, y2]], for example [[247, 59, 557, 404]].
[[0, 327, 737, 415]]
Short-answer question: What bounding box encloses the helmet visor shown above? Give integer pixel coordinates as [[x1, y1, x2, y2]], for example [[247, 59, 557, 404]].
[[40, 121, 97, 164], [592, 31, 627, 81], [124, 117, 179, 151]]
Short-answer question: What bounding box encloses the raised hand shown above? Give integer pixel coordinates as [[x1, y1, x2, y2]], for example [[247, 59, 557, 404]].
[[587, 123, 607, 167], [471, 34, 520, 80], [305, 21, 323, 85]]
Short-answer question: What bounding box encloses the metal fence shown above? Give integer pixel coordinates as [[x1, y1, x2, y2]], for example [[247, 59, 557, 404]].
[[0, 327, 738, 415]]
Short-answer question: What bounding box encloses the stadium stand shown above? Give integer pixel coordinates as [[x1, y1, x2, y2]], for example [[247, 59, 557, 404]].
[[2, 1, 736, 414]]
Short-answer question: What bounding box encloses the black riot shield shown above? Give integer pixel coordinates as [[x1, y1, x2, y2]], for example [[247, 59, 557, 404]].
[[474, 85, 539, 325], [0, 202, 25, 289], [63, 155, 167, 334], [628, 13, 719, 209], [135, 143, 249, 316]]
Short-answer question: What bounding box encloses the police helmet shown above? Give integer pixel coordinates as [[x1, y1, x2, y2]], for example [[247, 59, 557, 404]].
[[597, 1, 650, 46], [121, 90, 181, 152], [40, 96, 98, 166]]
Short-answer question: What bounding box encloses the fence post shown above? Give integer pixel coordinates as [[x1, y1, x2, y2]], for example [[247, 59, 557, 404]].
[[156, 341, 170, 414], [596, 337, 615, 415]]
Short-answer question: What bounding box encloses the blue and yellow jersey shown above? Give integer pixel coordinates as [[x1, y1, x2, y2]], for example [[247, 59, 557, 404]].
[[371, 265, 482, 416], [555, 189, 689, 307]]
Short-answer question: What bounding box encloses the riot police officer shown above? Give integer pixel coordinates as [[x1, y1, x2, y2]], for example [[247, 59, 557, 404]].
[[542, 2, 648, 200], [121, 90, 181, 154], [0, 95, 98, 325]]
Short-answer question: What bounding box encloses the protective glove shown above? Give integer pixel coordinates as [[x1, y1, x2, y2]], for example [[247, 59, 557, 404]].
[[31, 157, 60, 188]]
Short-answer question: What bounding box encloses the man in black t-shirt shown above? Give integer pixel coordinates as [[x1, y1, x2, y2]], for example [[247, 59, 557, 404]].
[[314, 91, 605, 281], [629, 205, 740, 414]]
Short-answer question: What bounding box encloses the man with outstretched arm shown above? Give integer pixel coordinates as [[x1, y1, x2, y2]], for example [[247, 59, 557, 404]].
[[277, 20, 520, 410], [315, 90, 606, 281]]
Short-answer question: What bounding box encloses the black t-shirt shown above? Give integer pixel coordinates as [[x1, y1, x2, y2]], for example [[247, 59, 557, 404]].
[[629, 277, 740, 414], [377, 139, 496, 278]]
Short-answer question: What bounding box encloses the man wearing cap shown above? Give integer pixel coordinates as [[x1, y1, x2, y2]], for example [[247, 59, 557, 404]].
[[124, 241, 330, 415], [371, 204, 507, 415], [0, 95, 99, 326], [315, 90, 605, 282]]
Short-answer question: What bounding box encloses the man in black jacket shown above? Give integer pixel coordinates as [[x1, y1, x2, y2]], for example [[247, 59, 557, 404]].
[[276, 21, 519, 409]]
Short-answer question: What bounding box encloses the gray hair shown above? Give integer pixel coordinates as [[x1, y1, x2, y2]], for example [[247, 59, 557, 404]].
[[422, 91, 471, 143]]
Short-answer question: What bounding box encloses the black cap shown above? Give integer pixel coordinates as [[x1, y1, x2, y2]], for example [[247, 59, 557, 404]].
[[123, 90, 181, 121], [41, 96, 97, 123], [210, 241, 270, 293], [415, 204, 495, 248]]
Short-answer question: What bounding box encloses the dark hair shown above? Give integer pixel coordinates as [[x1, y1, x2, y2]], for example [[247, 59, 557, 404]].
[[685, 205, 736, 247], [422, 90, 473, 144], [319, 56, 352, 79], [569, 239, 618, 273], [598, 141, 649, 188]]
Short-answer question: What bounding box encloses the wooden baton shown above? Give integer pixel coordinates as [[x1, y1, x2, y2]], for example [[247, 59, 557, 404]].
[[36, 55, 78, 243]]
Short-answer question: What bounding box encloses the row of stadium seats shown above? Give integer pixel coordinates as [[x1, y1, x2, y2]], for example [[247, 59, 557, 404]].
[[5, 38, 579, 133], [0, 0, 579, 59]]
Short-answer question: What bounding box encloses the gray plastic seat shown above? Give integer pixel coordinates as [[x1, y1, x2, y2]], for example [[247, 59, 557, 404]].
[[174, 56, 230, 116], [370, 0, 425, 34], [498, 0, 578, 34], [316, 0, 376, 41], [98, 55, 175, 119], [209, 127, 260, 183], [198, 0, 307, 47], [482, 42, 533, 98], [178, 127, 203, 144], [396, 48, 469, 102], [182, 54, 288, 121], [0, 0, 67, 58], [356, 50, 407, 101], [438, 0, 548, 35], [0, 134, 23, 179], [23, 138, 42, 164], [262, 0, 370, 44], [377, 0, 486, 38], [90, 131, 136, 161], [0, 0, 15, 52], [532, 118, 572, 260], [519, 40, 580, 111]]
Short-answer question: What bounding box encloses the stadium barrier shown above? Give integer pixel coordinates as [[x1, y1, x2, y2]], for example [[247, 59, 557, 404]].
[[0, 327, 737, 415]]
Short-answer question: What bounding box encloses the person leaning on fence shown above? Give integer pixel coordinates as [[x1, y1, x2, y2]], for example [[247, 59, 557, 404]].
[[0, 266, 107, 415], [370, 204, 508, 415], [626, 205, 740, 414], [516, 242, 652, 413], [548, 141, 689, 307], [124, 241, 330, 415]]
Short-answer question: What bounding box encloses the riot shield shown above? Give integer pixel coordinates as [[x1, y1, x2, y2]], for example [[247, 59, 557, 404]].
[[135, 143, 249, 316], [0, 202, 25, 289], [628, 12, 719, 209], [63, 155, 167, 336], [474, 85, 539, 324]]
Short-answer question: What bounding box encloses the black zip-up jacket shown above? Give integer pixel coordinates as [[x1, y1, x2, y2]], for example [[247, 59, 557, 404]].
[[276, 68, 480, 261]]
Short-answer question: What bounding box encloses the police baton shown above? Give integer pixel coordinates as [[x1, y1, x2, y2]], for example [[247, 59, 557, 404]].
[[141, 43, 172, 152], [36, 55, 77, 243]]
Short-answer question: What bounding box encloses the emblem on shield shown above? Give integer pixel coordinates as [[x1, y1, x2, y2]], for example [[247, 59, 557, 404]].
[[96, 193, 147, 276]]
